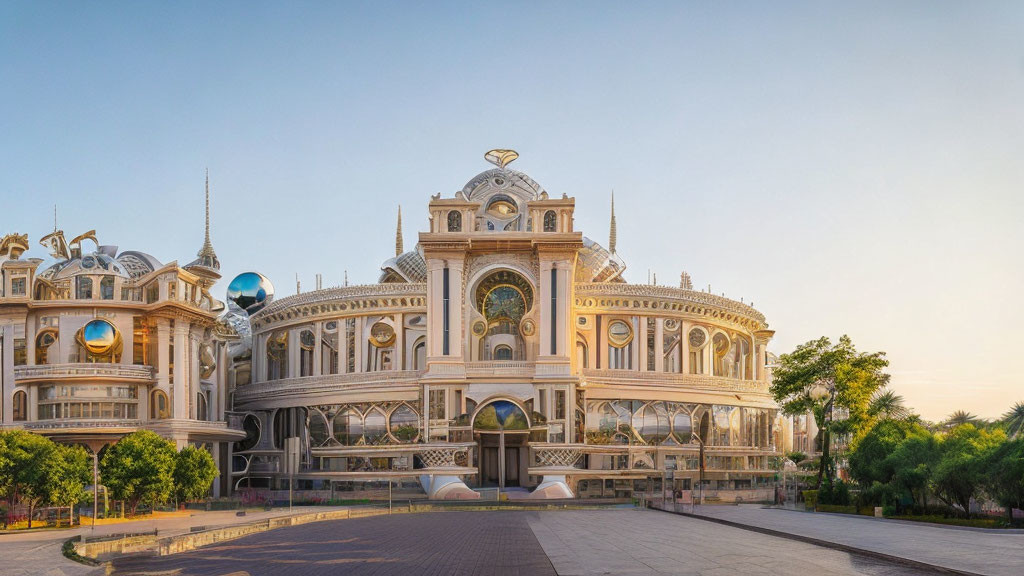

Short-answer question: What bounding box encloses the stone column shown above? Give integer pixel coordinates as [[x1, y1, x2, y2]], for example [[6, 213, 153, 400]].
[[173, 322, 188, 419], [681, 321, 691, 375], [25, 315, 36, 365], [287, 329, 300, 378], [654, 318, 664, 373], [393, 313, 404, 370], [313, 322, 323, 377], [155, 318, 171, 393], [448, 259, 465, 358], [1, 326, 12, 422], [638, 317, 648, 372], [189, 329, 201, 419], [353, 317, 364, 372]]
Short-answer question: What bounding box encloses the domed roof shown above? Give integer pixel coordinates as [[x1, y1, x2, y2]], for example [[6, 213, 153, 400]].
[[38, 251, 131, 281], [461, 168, 545, 202], [379, 245, 427, 283], [576, 237, 627, 283], [116, 251, 163, 278]]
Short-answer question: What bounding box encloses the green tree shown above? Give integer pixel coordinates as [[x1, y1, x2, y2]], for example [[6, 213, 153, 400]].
[[885, 431, 939, 508], [868, 389, 909, 421], [931, 424, 1004, 516], [173, 446, 217, 504], [981, 437, 1024, 521], [41, 444, 91, 526], [100, 430, 176, 516], [848, 418, 921, 488], [1001, 402, 1024, 440], [771, 335, 890, 487], [944, 410, 979, 429], [0, 430, 59, 528]]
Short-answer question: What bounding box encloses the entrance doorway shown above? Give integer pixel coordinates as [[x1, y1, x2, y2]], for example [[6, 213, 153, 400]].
[[478, 432, 526, 488]]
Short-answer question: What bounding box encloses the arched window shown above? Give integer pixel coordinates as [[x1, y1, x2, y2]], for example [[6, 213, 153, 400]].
[[150, 389, 169, 419], [447, 210, 462, 232], [266, 330, 288, 380], [412, 338, 426, 370], [493, 345, 513, 360], [299, 329, 315, 376], [576, 334, 588, 369], [688, 327, 708, 374], [308, 410, 330, 447], [100, 276, 115, 300], [389, 404, 419, 443], [35, 329, 57, 365], [543, 210, 558, 232], [76, 276, 93, 299], [196, 391, 209, 421], [333, 409, 362, 446], [12, 390, 27, 421], [712, 333, 731, 376], [364, 409, 387, 445]]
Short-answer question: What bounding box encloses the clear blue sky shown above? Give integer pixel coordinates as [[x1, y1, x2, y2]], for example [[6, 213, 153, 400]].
[[2, 1, 1022, 421]]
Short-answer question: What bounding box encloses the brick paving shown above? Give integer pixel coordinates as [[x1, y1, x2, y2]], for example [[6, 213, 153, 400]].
[[110, 511, 557, 576], [109, 509, 942, 576]]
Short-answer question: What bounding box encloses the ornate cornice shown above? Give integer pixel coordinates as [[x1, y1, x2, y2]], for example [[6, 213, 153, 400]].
[[251, 283, 427, 331], [574, 283, 768, 331]]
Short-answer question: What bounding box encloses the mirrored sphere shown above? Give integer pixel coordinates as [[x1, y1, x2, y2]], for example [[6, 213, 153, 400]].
[[226, 272, 275, 314], [82, 319, 117, 354]]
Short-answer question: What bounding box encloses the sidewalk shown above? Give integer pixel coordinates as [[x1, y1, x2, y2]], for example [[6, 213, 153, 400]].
[[0, 506, 350, 576], [685, 504, 1024, 576]]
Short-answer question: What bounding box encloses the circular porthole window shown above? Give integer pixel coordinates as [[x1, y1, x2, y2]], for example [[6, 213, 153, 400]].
[[369, 322, 396, 348], [607, 320, 633, 348]]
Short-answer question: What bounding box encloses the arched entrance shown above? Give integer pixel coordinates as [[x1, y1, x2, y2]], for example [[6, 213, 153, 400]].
[[473, 400, 529, 489]]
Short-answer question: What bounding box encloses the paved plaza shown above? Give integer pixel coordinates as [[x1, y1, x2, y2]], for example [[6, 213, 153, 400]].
[[107, 509, 939, 576], [689, 505, 1024, 576]]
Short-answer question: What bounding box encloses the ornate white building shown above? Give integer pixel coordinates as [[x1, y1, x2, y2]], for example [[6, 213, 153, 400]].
[[229, 151, 788, 500], [0, 177, 243, 496]]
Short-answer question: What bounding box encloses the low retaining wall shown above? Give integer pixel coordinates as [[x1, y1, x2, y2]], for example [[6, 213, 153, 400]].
[[74, 534, 159, 560]]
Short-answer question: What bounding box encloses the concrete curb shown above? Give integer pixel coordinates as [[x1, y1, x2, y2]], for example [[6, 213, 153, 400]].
[[651, 506, 986, 576]]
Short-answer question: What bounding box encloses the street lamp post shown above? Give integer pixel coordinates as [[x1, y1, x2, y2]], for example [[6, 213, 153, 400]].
[[690, 433, 705, 505]]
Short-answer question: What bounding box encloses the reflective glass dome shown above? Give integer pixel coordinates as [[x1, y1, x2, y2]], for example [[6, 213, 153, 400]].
[[226, 272, 274, 314], [82, 319, 118, 354]]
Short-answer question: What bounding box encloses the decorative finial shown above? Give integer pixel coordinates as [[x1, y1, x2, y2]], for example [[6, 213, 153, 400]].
[[344, 270, 349, 287], [296, 273, 300, 294], [53, 205, 58, 233], [653, 272, 657, 286], [679, 271, 693, 290], [395, 205, 404, 256], [484, 149, 519, 169], [609, 191, 617, 254]]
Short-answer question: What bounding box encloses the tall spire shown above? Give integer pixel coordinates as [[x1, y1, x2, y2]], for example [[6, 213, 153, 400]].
[[609, 191, 617, 254], [395, 205, 404, 256], [192, 169, 220, 271]]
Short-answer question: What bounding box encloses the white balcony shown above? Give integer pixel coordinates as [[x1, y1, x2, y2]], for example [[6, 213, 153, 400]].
[[14, 363, 156, 383]]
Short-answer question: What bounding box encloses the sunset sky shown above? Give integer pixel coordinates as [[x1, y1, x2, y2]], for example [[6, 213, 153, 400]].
[[2, 1, 1022, 421]]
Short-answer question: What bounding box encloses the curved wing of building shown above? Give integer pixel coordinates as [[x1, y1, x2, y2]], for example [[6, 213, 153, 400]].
[[228, 151, 786, 501], [0, 178, 244, 497]]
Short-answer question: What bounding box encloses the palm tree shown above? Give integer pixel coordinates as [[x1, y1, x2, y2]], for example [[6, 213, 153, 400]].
[[868, 389, 909, 420], [945, 410, 979, 429], [1001, 401, 1024, 439]]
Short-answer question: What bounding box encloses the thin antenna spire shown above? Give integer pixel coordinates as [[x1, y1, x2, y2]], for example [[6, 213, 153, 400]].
[[609, 191, 617, 254], [53, 205, 58, 232], [204, 169, 211, 244], [395, 205, 404, 256], [195, 169, 219, 269], [344, 270, 349, 286]]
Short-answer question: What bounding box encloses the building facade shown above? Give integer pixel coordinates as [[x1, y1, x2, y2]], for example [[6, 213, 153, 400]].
[[0, 178, 243, 496], [229, 151, 789, 500]]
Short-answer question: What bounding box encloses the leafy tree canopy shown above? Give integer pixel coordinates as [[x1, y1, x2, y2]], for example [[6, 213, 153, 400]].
[[173, 446, 217, 503], [100, 430, 176, 515], [931, 424, 1005, 514], [848, 418, 925, 487], [770, 335, 890, 438]]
